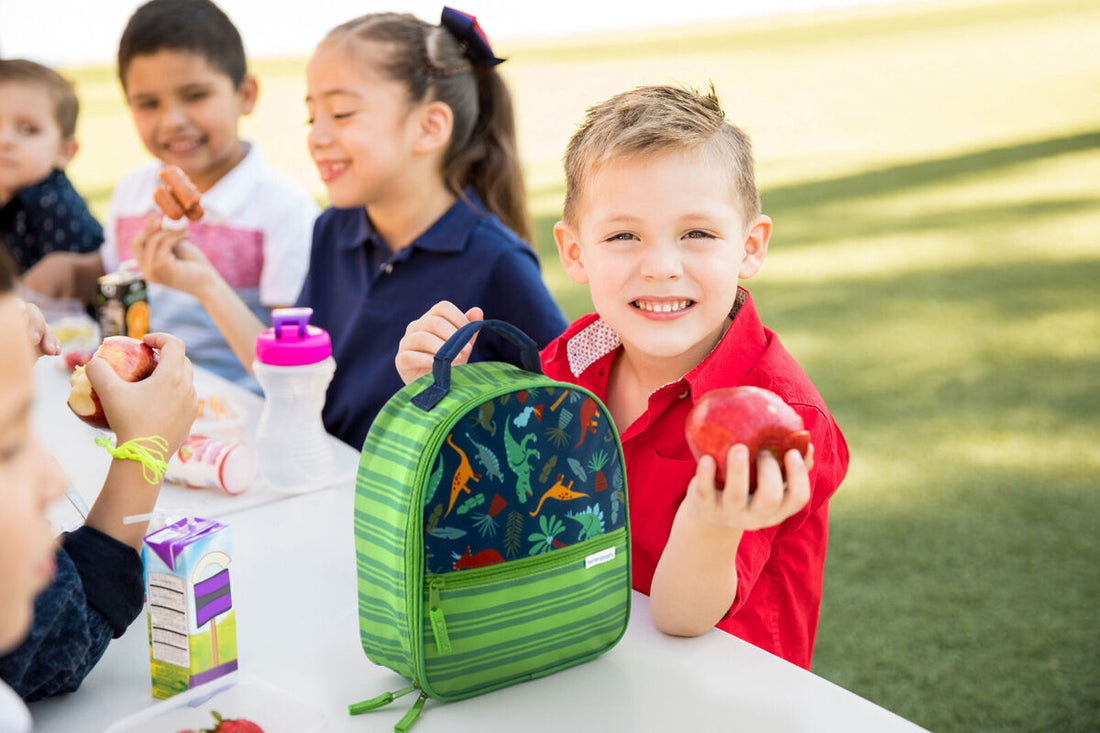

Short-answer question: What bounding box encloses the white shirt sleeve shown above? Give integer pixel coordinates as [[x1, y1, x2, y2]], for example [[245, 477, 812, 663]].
[[257, 181, 319, 307]]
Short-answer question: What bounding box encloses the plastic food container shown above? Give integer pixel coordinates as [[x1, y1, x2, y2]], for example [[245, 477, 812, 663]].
[[104, 671, 328, 732]]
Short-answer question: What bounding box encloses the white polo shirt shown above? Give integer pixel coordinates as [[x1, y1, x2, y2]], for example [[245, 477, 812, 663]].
[[102, 143, 318, 389]]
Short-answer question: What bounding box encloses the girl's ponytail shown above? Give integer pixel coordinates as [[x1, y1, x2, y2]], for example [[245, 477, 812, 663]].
[[444, 66, 530, 243]]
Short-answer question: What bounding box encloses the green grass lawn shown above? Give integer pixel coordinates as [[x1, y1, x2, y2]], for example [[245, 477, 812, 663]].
[[59, 1, 1099, 730]]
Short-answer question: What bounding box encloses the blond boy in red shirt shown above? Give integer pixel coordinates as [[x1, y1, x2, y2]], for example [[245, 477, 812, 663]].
[[397, 85, 848, 669]]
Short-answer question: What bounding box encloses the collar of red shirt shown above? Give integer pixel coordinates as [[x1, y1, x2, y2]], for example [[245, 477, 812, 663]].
[[546, 287, 770, 408]]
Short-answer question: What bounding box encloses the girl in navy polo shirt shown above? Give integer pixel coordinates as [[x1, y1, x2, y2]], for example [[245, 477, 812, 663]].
[[130, 7, 567, 449]]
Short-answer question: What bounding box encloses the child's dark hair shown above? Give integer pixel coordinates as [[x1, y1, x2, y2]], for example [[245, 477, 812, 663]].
[[322, 12, 531, 242], [117, 0, 248, 89], [0, 59, 80, 138]]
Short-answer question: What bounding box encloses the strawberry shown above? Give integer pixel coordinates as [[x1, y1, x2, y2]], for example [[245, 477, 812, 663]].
[[188, 711, 264, 733]]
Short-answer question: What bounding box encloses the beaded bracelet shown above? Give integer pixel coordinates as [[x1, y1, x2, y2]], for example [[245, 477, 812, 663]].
[[95, 435, 170, 485]]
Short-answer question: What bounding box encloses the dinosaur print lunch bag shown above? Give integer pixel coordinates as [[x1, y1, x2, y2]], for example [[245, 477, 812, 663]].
[[351, 320, 630, 731]]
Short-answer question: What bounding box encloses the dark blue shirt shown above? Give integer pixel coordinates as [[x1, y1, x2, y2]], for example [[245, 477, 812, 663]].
[[0, 169, 103, 273], [297, 193, 567, 449], [0, 527, 144, 701]]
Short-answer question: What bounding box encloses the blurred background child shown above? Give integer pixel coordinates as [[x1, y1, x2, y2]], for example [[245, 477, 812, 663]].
[[130, 7, 567, 448], [21, 0, 318, 391], [0, 59, 103, 275], [0, 247, 196, 707]]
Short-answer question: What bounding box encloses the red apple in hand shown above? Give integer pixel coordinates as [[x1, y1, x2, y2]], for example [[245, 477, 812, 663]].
[[685, 386, 811, 489], [67, 336, 159, 429]]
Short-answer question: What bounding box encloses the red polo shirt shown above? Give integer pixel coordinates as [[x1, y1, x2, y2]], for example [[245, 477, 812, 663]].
[[540, 288, 848, 669]]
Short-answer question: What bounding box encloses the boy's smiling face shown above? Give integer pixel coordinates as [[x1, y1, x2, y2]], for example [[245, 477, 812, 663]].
[[555, 146, 770, 382], [123, 50, 256, 192], [0, 81, 76, 205]]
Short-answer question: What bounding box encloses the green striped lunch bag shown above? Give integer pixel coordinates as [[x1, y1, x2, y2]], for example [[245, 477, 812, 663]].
[[349, 320, 631, 731]]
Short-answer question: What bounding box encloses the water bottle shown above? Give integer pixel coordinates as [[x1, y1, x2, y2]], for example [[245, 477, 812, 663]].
[[252, 307, 336, 494]]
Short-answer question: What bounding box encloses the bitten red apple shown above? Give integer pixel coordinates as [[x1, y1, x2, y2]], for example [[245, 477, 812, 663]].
[[67, 336, 159, 429], [685, 386, 811, 488]]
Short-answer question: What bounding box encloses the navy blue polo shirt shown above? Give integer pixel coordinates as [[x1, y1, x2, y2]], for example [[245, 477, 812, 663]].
[[0, 169, 103, 273], [296, 193, 567, 448]]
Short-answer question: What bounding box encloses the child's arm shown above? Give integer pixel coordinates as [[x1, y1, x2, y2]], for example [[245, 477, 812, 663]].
[[20, 251, 106, 306], [396, 300, 485, 384], [0, 333, 196, 701], [81, 332, 197, 550], [649, 445, 812, 637], [130, 219, 266, 375]]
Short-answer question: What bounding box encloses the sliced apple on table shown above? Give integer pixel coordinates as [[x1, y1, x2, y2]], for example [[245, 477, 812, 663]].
[[67, 336, 159, 430]]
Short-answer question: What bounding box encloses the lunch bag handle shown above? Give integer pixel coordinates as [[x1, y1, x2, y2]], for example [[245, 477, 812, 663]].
[[411, 319, 543, 411]]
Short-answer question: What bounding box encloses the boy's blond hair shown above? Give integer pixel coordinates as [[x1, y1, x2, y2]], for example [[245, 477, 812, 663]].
[[562, 84, 760, 227], [0, 59, 80, 139]]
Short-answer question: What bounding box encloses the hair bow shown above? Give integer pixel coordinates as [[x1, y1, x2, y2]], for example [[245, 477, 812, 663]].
[[440, 6, 505, 67]]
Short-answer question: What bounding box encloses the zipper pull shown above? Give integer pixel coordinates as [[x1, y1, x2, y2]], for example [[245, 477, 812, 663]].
[[348, 683, 417, 714], [428, 577, 452, 654], [394, 691, 429, 732]]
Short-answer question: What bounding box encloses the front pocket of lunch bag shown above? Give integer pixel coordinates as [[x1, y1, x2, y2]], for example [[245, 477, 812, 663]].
[[420, 528, 629, 699]]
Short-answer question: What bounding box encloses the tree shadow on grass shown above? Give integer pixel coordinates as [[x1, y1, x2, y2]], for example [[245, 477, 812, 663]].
[[752, 256, 1100, 428], [762, 130, 1100, 217], [772, 196, 1100, 249]]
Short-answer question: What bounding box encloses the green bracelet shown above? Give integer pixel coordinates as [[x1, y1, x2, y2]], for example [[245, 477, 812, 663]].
[[95, 435, 170, 485]]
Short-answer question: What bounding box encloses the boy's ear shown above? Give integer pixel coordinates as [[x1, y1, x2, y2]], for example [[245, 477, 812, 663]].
[[738, 215, 772, 279], [55, 137, 79, 169], [554, 221, 589, 285], [411, 101, 453, 155], [237, 74, 259, 115]]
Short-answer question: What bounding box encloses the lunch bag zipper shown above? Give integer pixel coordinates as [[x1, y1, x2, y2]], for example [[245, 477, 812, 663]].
[[348, 684, 429, 731], [392, 379, 553, 730], [425, 529, 627, 658]]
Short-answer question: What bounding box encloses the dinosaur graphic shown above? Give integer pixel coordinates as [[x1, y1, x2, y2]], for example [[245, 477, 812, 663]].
[[471, 401, 496, 435], [504, 422, 540, 504], [445, 435, 481, 517], [466, 432, 504, 482], [452, 546, 505, 570], [567, 505, 606, 542], [575, 397, 601, 448], [530, 474, 590, 517]]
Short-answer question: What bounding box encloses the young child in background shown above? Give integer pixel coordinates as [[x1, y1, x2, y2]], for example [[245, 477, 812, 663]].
[[131, 7, 566, 448], [397, 85, 849, 670], [0, 248, 197, 706], [21, 0, 318, 390], [0, 60, 103, 274]]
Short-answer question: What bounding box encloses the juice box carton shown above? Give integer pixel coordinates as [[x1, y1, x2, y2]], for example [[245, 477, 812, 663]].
[[142, 517, 238, 699]]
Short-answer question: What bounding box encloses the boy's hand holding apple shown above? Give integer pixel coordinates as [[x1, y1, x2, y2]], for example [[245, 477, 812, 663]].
[[68, 334, 197, 455], [681, 386, 814, 533]]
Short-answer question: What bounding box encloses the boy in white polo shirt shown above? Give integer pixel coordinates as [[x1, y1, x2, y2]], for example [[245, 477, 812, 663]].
[[22, 0, 317, 390]]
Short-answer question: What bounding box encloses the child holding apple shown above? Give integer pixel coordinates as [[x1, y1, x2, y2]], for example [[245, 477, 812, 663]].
[[0, 248, 197, 705], [396, 84, 849, 669]]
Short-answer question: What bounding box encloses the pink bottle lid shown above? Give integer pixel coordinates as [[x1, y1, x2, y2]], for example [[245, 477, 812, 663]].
[[255, 307, 332, 366]]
